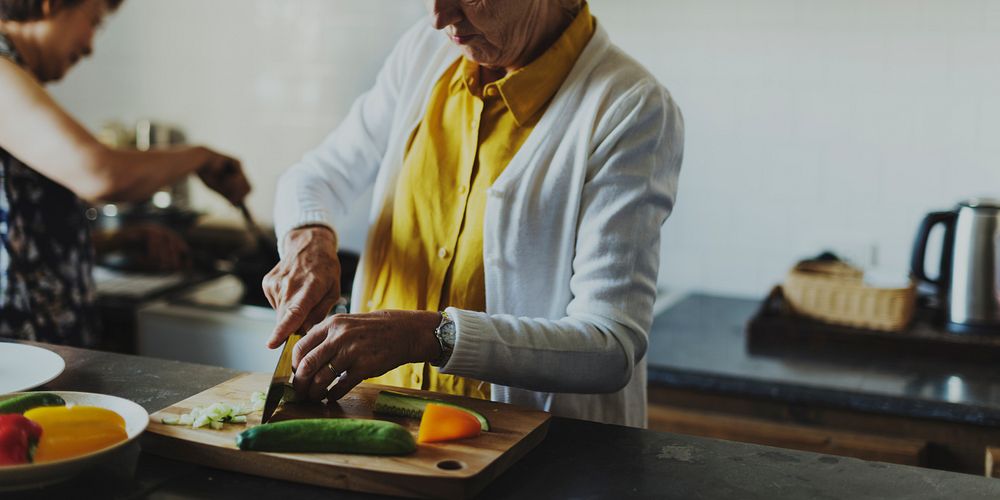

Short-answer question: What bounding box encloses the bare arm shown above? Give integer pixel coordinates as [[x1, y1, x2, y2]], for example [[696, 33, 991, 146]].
[[0, 58, 248, 203]]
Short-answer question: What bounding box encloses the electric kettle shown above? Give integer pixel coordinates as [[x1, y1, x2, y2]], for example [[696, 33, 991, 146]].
[[911, 199, 1000, 334]]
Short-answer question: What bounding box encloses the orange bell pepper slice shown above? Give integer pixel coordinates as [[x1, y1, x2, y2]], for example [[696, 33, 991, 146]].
[[416, 403, 482, 444], [23, 406, 127, 463]]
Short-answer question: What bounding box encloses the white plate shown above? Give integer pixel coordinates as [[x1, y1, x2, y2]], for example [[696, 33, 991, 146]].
[[0, 391, 149, 490], [0, 344, 65, 394]]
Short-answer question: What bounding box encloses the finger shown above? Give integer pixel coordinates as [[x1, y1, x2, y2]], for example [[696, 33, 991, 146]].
[[268, 302, 307, 349], [308, 353, 345, 402], [292, 320, 330, 370], [325, 370, 363, 402], [262, 266, 281, 309], [268, 282, 317, 348], [293, 332, 345, 401], [291, 326, 330, 397], [267, 277, 329, 348]]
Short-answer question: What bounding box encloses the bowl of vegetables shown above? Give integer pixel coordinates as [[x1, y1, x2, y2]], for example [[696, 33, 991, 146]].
[[0, 391, 148, 490]]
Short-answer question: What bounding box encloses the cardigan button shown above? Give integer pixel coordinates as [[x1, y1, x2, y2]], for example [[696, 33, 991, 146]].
[[437, 247, 450, 259]]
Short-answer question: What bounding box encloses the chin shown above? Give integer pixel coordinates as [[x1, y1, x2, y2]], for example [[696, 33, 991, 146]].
[[461, 46, 500, 67]]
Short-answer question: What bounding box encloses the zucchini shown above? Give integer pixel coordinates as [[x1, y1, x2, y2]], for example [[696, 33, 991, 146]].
[[0, 392, 66, 414], [236, 418, 416, 455], [374, 390, 490, 431]]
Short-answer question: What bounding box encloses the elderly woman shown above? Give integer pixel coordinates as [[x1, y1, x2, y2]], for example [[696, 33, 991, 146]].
[[0, 0, 251, 347], [265, 0, 682, 427]]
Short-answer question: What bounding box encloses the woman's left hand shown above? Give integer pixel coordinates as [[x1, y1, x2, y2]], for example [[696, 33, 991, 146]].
[[291, 310, 443, 402]]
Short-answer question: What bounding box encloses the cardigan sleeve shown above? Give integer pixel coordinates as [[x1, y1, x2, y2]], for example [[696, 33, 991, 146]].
[[442, 80, 684, 394], [273, 21, 428, 253]]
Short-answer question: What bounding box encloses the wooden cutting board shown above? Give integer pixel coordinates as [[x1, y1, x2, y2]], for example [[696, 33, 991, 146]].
[[143, 373, 550, 499]]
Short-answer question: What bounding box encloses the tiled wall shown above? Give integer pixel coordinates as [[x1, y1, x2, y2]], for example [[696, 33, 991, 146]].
[[50, 0, 1000, 297]]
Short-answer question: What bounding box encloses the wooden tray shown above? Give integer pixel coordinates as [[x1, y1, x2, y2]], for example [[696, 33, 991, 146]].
[[143, 373, 550, 499], [746, 287, 1000, 364]]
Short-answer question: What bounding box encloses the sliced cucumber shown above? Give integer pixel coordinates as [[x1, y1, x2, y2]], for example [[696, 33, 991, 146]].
[[374, 390, 490, 431]]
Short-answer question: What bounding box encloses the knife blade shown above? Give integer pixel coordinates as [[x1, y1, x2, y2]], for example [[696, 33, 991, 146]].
[[261, 333, 301, 424]]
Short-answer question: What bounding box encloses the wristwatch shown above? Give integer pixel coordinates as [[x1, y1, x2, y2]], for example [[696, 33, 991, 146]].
[[431, 310, 456, 367]]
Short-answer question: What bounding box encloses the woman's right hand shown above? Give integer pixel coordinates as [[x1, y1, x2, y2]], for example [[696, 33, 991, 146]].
[[195, 148, 251, 205], [263, 226, 343, 349]]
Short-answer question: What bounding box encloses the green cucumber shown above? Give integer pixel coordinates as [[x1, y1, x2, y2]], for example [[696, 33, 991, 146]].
[[374, 390, 490, 431], [236, 418, 416, 455], [0, 392, 66, 414]]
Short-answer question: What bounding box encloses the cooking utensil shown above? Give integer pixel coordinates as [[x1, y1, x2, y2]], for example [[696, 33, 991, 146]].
[[237, 202, 273, 251], [912, 199, 1000, 334], [261, 333, 301, 424], [146, 373, 551, 499]]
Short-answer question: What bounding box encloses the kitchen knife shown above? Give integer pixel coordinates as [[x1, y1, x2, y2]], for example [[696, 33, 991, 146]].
[[261, 333, 301, 424]]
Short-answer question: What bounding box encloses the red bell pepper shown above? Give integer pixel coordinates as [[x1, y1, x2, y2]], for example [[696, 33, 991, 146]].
[[0, 414, 43, 465]]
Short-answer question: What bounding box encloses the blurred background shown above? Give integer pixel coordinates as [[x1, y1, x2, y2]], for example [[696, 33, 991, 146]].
[[26, 1, 1000, 475], [50, 0, 1000, 298]]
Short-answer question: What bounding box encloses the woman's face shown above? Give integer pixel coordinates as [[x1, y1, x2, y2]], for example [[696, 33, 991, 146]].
[[426, 0, 553, 71], [35, 0, 106, 82]]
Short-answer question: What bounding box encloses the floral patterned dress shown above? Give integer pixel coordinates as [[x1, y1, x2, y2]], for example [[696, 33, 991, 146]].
[[0, 33, 98, 347]]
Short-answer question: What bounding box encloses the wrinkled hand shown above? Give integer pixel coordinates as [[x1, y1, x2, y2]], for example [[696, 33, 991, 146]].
[[263, 226, 342, 349], [291, 309, 442, 402], [119, 223, 190, 272], [196, 148, 251, 205]]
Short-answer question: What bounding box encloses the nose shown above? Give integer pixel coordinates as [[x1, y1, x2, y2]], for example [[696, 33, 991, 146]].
[[430, 0, 462, 30]]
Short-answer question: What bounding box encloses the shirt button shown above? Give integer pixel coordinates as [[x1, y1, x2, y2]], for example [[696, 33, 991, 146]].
[[487, 188, 504, 198], [367, 300, 375, 309], [438, 247, 450, 259]]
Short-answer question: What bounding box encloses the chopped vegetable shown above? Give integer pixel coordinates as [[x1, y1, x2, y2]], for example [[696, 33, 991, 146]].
[[23, 406, 126, 463], [374, 390, 490, 431], [0, 393, 66, 415], [160, 393, 264, 430], [417, 403, 482, 444], [0, 414, 43, 465]]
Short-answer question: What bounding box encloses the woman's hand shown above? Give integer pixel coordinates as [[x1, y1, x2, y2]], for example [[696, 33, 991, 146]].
[[195, 148, 251, 205], [291, 310, 442, 402], [263, 226, 342, 349]]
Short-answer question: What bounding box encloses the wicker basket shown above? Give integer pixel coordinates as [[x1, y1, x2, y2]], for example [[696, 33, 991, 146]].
[[782, 260, 916, 332]]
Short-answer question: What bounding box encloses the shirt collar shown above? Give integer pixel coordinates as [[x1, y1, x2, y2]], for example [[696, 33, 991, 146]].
[[453, 3, 595, 127]]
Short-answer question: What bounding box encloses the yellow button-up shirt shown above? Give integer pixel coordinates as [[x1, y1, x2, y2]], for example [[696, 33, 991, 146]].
[[362, 6, 596, 398]]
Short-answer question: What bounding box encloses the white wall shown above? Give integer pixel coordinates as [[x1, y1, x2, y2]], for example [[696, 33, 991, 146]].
[[50, 0, 1000, 298]]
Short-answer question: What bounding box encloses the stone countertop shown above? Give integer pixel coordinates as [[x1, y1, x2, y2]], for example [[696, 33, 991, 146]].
[[646, 294, 1000, 426], [6, 341, 1000, 499]]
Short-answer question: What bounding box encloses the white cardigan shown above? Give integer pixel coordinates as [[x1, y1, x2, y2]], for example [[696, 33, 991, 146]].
[[274, 19, 683, 427]]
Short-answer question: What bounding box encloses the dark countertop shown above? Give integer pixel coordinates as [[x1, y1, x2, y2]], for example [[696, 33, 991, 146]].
[[7, 342, 1000, 499], [647, 294, 1000, 426]]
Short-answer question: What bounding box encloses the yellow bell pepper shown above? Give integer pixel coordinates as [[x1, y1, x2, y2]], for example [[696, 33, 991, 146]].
[[23, 406, 127, 463]]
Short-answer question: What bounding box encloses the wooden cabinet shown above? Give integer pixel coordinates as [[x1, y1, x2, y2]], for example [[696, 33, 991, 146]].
[[648, 385, 1000, 476], [649, 404, 927, 465]]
